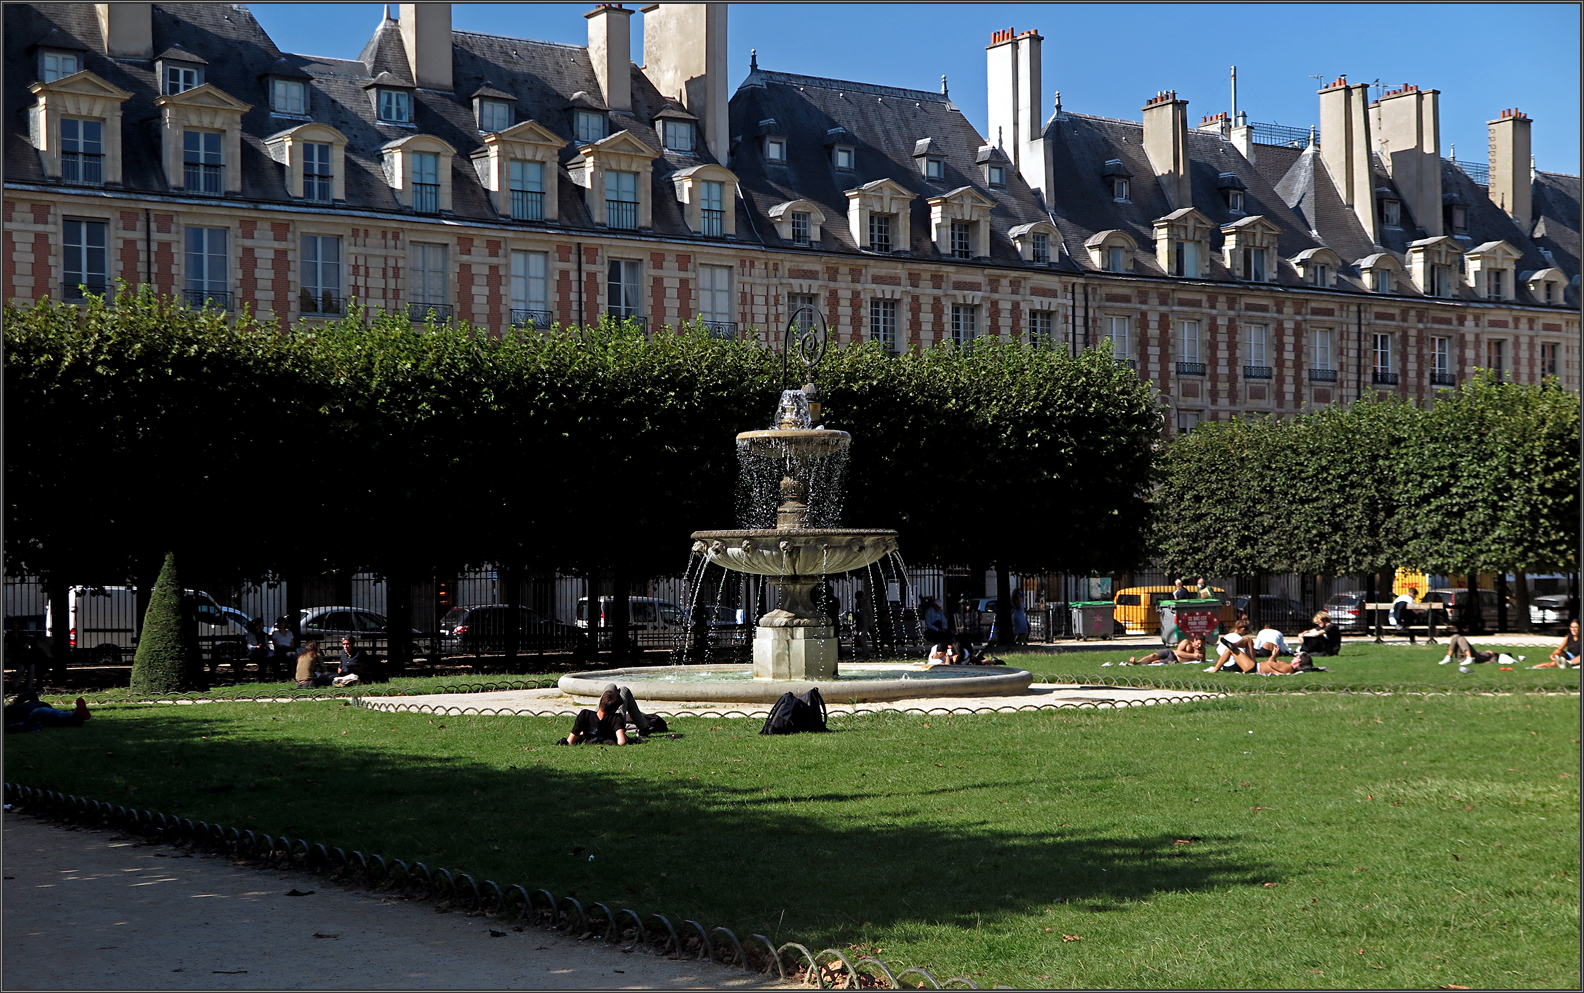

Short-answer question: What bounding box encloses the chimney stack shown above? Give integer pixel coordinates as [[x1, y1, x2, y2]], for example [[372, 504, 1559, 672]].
[[95, 3, 152, 59], [586, 4, 633, 113], [1372, 83, 1442, 237], [1316, 77, 1376, 241], [398, 3, 452, 90], [1488, 108, 1532, 230], [640, 4, 727, 159], [1230, 111, 1255, 163], [1142, 91, 1191, 209], [985, 28, 1042, 177]]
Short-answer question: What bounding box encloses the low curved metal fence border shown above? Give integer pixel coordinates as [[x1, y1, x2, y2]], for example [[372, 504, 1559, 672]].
[[3, 783, 997, 990], [68, 677, 565, 708]]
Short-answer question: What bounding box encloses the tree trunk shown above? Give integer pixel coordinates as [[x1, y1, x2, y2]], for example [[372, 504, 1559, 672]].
[[993, 561, 1013, 647], [1462, 574, 1482, 633], [612, 565, 632, 663], [385, 569, 412, 676], [1495, 572, 1511, 633], [502, 563, 521, 672], [1512, 571, 1532, 633]]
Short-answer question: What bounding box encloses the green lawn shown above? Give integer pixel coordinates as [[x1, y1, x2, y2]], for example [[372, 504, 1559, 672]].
[[9, 690, 1577, 988]]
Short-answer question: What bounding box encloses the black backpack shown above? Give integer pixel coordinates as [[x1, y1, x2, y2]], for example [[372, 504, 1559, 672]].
[[760, 687, 829, 735]]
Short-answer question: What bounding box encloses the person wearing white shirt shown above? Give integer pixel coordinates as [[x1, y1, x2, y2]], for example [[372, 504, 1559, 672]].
[[1252, 626, 1287, 659], [1391, 587, 1419, 644]]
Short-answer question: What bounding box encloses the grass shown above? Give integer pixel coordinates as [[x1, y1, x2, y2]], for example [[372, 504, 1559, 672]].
[[9, 690, 1577, 988]]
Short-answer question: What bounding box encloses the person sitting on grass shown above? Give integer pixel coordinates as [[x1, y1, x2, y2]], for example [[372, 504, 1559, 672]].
[[1533, 618, 1580, 669], [1206, 620, 1297, 673], [295, 640, 333, 688], [4, 692, 91, 732], [1252, 625, 1288, 663], [1298, 612, 1343, 657], [559, 688, 627, 746], [1123, 633, 1206, 665]]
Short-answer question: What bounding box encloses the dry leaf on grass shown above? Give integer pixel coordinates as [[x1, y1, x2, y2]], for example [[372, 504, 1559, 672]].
[[1062, 934, 1083, 942]]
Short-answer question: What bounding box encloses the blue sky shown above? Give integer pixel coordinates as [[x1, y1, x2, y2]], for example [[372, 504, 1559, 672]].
[[251, 3, 1581, 174]]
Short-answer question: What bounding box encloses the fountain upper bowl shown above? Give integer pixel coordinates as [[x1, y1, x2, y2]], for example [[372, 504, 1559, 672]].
[[691, 528, 898, 577]]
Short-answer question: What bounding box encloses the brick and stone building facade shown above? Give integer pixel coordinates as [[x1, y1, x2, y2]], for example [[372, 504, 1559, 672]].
[[5, 3, 1578, 433]]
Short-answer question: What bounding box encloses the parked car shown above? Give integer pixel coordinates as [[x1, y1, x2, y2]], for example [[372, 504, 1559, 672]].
[[46, 586, 241, 665], [575, 597, 686, 648], [1528, 594, 1572, 631], [1112, 586, 1231, 636], [1233, 595, 1310, 634], [438, 604, 579, 655], [1419, 588, 1515, 632], [273, 606, 421, 657], [1323, 592, 1368, 632]]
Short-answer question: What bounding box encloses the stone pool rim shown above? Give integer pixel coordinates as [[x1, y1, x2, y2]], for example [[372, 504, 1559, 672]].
[[558, 663, 1034, 703]]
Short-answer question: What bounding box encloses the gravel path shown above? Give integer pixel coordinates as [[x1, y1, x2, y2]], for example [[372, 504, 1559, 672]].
[[3, 813, 784, 990]]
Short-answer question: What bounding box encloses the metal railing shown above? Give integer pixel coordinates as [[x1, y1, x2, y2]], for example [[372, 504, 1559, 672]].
[[1449, 159, 1490, 186], [606, 313, 646, 331], [1243, 365, 1273, 380], [510, 308, 554, 327], [1308, 368, 1338, 383], [1430, 371, 1457, 387], [1249, 121, 1316, 148], [184, 163, 223, 195], [407, 301, 452, 322], [701, 321, 737, 339], [411, 182, 440, 215], [299, 290, 342, 315], [304, 175, 332, 203], [61, 153, 103, 186], [1176, 361, 1206, 376], [182, 288, 231, 310], [700, 208, 723, 237], [1372, 370, 1400, 385], [606, 199, 638, 230], [62, 282, 109, 301], [510, 189, 544, 222]]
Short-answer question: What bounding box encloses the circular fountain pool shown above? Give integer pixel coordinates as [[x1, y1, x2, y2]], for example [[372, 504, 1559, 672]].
[[559, 662, 1034, 704]]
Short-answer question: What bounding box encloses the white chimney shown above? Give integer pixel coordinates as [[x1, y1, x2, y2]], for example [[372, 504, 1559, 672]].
[[639, 3, 727, 159], [1488, 108, 1532, 230], [985, 27, 1044, 192], [399, 3, 452, 91], [1142, 91, 1191, 209], [96, 3, 152, 60], [586, 4, 633, 113], [1317, 77, 1376, 240]]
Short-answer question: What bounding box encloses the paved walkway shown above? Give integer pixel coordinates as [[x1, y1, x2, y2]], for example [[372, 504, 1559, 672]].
[[2, 813, 783, 990]]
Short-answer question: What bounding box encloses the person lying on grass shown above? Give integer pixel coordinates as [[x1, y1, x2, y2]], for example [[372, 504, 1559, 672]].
[[4, 691, 91, 732], [1437, 620, 1523, 672], [1124, 633, 1206, 665], [559, 688, 628, 746], [1532, 618, 1579, 669]]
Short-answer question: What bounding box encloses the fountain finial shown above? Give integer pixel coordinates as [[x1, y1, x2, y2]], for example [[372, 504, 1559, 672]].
[[801, 381, 823, 423]]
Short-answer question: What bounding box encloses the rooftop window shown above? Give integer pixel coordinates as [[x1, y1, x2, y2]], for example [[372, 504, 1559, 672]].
[[378, 89, 411, 123], [478, 98, 511, 132], [664, 119, 694, 153], [272, 79, 307, 116], [575, 110, 605, 144], [41, 51, 80, 83], [833, 145, 854, 170]]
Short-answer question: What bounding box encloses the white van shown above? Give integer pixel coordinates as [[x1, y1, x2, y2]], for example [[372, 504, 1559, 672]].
[[574, 596, 686, 649], [45, 586, 244, 664]]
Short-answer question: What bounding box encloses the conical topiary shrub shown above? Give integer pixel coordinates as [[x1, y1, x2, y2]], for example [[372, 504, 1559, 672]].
[[128, 551, 205, 693]]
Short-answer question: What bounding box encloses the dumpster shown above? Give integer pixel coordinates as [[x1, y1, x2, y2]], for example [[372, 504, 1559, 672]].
[[1157, 598, 1224, 645], [1069, 601, 1115, 641]]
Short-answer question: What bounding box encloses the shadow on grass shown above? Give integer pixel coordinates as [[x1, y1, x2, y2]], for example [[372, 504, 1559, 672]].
[[11, 707, 1273, 951]]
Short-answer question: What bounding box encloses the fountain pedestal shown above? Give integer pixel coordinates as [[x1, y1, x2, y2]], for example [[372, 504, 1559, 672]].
[[754, 609, 836, 680]]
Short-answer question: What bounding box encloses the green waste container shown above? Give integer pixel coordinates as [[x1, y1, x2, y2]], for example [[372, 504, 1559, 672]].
[[1157, 599, 1224, 645], [1069, 601, 1115, 640]]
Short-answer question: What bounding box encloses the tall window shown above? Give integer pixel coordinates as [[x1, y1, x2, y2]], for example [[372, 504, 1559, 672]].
[[950, 303, 976, 346], [1486, 339, 1506, 381], [663, 120, 693, 152], [1311, 264, 1330, 287], [1372, 333, 1395, 383], [575, 110, 605, 144], [41, 52, 80, 82], [272, 79, 307, 115], [60, 118, 103, 185], [1372, 269, 1391, 293], [1244, 324, 1271, 379], [988, 164, 1005, 186], [1107, 246, 1126, 273], [509, 160, 544, 221], [1242, 247, 1266, 281], [183, 130, 223, 194], [607, 258, 642, 321], [1176, 410, 1201, 433], [789, 293, 820, 334], [1108, 315, 1131, 365], [1031, 232, 1050, 264], [699, 264, 733, 334], [605, 170, 638, 230], [184, 226, 228, 308], [408, 243, 448, 318], [1175, 240, 1199, 277], [870, 298, 898, 353], [1432, 265, 1453, 298], [303, 142, 332, 202], [510, 250, 548, 325], [790, 211, 811, 246], [165, 64, 200, 94], [1112, 177, 1129, 201], [478, 99, 511, 132], [378, 89, 411, 123], [62, 218, 107, 299], [1430, 336, 1452, 385], [1485, 269, 1505, 300], [1028, 310, 1054, 350], [1311, 329, 1334, 379], [699, 180, 724, 237], [868, 213, 893, 253], [1542, 342, 1558, 378], [1382, 200, 1401, 227], [1177, 320, 1203, 374], [950, 220, 972, 259], [299, 235, 341, 314], [408, 152, 440, 214]]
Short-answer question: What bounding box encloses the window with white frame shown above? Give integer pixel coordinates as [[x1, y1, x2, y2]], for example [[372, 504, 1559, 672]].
[[1312, 329, 1334, 372], [1175, 240, 1199, 278], [377, 89, 410, 123], [607, 258, 642, 320], [1107, 246, 1126, 273], [299, 234, 341, 314], [1372, 268, 1391, 293], [832, 145, 854, 170], [272, 79, 307, 115], [1177, 320, 1202, 373], [1432, 264, 1454, 298], [60, 118, 103, 185], [988, 164, 1005, 186], [790, 211, 811, 246], [478, 99, 511, 132], [925, 157, 945, 179], [1031, 232, 1050, 264], [950, 303, 976, 346], [510, 250, 548, 324], [604, 170, 638, 230], [765, 137, 786, 162], [409, 242, 448, 315], [700, 180, 724, 237], [1485, 268, 1505, 300], [1228, 189, 1244, 212], [789, 293, 820, 333], [1382, 199, 1401, 227], [575, 110, 605, 144], [1486, 339, 1506, 380], [41, 52, 81, 83], [950, 220, 972, 259], [699, 264, 733, 331], [62, 218, 107, 298], [166, 64, 201, 94], [663, 120, 694, 153], [1373, 333, 1394, 381], [1176, 410, 1202, 432], [1029, 310, 1054, 350], [1542, 342, 1558, 377], [1112, 177, 1129, 201], [184, 226, 228, 307], [1311, 263, 1331, 287], [1430, 336, 1451, 383], [509, 160, 544, 221], [182, 130, 222, 194], [1108, 315, 1131, 364], [1242, 246, 1267, 281], [410, 151, 439, 214], [870, 298, 898, 353], [868, 213, 893, 252], [303, 141, 332, 202], [1244, 324, 1270, 378]]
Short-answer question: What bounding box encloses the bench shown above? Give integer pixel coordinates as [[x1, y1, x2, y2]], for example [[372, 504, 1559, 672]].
[[1362, 602, 1447, 644]]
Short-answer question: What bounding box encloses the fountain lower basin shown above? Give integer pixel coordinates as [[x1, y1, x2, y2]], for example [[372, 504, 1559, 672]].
[[559, 662, 1034, 704]]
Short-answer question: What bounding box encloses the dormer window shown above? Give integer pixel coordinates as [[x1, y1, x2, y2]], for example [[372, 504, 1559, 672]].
[[765, 137, 786, 162], [1228, 189, 1244, 212], [950, 221, 972, 259], [833, 146, 854, 170], [1108, 247, 1126, 272], [60, 118, 103, 185], [1450, 205, 1467, 234], [663, 120, 694, 153], [1433, 265, 1454, 297], [1381, 198, 1401, 227], [183, 130, 223, 194], [791, 211, 810, 245], [1243, 247, 1266, 281], [271, 79, 307, 115], [378, 89, 411, 123], [1218, 172, 1248, 214], [575, 110, 605, 144], [1372, 269, 1390, 293], [303, 141, 332, 202], [925, 157, 945, 179], [1032, 232, 1050, 264], [509, 160, 544, 221], [41, 52, 80, 83], [1113, 178, 1129, 201], [478, 99, 511, 133], [1485, 269, 1503, 300], [988, 164, 1006, 187], [411, 151, 440, 214], [768, 199, 824, 247], [1102, 159, 1132, 202], [166, 64, 201, 94], [1291, 246, 1341, 289], [1311, 264, 1329, 287]]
